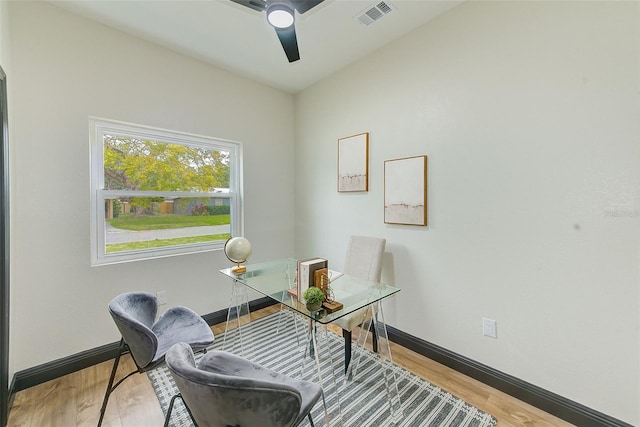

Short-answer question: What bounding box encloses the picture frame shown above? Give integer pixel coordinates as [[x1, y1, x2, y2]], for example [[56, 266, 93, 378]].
[[384, 155, 428, 226], [338, 132, 369, 192]]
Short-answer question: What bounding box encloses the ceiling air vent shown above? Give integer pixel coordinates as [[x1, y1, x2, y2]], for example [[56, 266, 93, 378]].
[[356, 1, 395, 26]]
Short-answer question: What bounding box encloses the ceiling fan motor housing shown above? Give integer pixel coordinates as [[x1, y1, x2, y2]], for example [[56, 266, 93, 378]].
[[266, 1, 295, 29]]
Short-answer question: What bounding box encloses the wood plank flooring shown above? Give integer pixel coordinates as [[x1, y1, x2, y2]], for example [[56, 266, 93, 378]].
[[7, 306, 573, 426]]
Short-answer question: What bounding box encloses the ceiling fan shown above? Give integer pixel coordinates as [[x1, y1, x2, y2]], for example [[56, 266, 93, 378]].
[[230, 0, 325, 63]]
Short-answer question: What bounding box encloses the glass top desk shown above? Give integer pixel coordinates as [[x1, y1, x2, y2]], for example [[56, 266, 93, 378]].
[[219, 258, 403, 426]]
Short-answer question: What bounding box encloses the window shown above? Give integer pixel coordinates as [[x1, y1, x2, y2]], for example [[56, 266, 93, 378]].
[[90, 118, 243, 265]]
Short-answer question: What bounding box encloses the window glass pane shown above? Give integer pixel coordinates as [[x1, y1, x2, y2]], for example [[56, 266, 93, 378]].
[[91, 117, 242, 266], [104, 196, 231, 254], [103, 135, 230, 192]]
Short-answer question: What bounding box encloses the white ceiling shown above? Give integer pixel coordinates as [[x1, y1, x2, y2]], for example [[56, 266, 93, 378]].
[[50, 0, 463, 93]]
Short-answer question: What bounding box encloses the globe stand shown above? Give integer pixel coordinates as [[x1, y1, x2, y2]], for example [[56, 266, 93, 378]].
[[231, 264, 246, 274]]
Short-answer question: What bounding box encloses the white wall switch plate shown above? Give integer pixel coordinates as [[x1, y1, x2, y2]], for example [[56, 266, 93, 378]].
[[482, 317, 497, 338]]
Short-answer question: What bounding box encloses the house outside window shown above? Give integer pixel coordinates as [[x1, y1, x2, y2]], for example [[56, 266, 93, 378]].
[[90, 118, 243, 266]]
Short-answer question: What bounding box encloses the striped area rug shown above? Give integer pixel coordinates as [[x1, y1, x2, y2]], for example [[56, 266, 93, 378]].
[[148, 312, 497, 427]]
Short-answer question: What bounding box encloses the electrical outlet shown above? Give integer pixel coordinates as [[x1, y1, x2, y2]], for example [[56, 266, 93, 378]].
[[157, 291, 168, 306], [482, 317, 497, 338]]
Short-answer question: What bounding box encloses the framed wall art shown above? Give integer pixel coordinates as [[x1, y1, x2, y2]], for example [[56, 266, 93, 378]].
[[384, 155, 427, 226], [338, 132, 369, 192]]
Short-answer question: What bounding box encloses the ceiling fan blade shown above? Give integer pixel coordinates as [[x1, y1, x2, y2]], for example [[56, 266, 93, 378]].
[[229, 0, 266, 12], [274, 26, 300, 62], [290, 0, 324, 14]]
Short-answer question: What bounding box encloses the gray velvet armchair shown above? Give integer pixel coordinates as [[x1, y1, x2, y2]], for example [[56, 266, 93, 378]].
[[164, 342, 324, 427], [98, 292, 214, 426]]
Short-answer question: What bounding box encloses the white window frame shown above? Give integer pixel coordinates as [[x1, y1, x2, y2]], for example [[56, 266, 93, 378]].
[[89, 117, 243, 266]]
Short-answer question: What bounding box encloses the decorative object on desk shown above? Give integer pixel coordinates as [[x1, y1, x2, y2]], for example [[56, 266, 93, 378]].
[[322, 298, 344, 313], [338, 132, 369, 192], [321, 299, 343, 313], [302, 286, 325, 312], [223, 237, 252, 274], [296, 258, 327, 301], [314, 268, 329, 292], [149, 313, 497, 427], [313, 268, 329, 295], [384, 155, 428, 226], [313, 268, 343, 313]]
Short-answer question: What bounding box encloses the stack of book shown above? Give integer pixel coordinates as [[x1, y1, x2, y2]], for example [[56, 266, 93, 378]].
[[288, 258, 328, 301]]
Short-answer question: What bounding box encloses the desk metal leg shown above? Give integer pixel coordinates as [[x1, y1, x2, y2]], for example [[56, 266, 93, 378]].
[[300, 320, 343, 427], [222, 279, 251, 356], [345, 301, 403, 423]]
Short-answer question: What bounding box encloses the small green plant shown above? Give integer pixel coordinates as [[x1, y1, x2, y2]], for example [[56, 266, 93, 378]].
[[303, 286, 325, 305]]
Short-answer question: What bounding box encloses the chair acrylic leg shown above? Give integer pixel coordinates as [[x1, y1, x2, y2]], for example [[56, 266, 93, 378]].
[[97, 339, 125, 427]]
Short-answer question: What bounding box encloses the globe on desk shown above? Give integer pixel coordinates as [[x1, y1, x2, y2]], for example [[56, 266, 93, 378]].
[[224, 237, 252, 274]]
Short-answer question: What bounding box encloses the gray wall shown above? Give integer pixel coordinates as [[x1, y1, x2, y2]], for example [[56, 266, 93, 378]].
[[6, 1, 296, 377], [294, 1, 639, 424]]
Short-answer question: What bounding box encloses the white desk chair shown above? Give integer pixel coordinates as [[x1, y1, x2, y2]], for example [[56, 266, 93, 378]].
[[333, 235, 385, 372]]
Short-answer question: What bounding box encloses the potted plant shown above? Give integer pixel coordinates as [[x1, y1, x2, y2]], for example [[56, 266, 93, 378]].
[[303, 286, 325, 312]]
